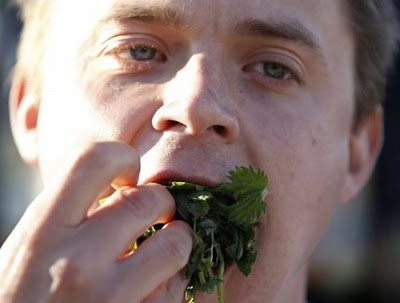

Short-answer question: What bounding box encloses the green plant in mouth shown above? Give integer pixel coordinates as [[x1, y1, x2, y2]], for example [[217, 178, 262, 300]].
[[166, 166, 268, 303], [101, 166, 268, 303]]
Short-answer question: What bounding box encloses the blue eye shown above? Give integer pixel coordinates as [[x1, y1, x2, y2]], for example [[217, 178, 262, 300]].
[[130, 45, 158, 61], [105, 39, 168, 73], [263, 62, 291, 79]]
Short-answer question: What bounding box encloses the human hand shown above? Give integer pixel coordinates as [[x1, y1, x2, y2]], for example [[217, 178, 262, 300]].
[[0, 142, 193, 303]]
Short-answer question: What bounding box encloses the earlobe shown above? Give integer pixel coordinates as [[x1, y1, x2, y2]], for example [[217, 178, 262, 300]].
[[9, 69, 40, 166], [340, 106, 383, 203]]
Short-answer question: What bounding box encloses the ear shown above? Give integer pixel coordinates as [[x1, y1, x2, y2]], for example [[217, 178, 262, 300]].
[[340, 106, 383, 203], [9, 68, 40, 166]]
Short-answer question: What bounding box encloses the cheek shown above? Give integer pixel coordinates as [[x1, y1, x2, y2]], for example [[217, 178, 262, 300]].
[[36, 90, 103, 183], [35, 76, 115, 183], [224, 121, 350, 301], [36, 73, 163, 184], [264, 135, 348, 251], [239, 96, 352, 282]]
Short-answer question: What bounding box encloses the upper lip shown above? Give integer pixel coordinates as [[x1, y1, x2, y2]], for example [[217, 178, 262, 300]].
[[141, 170, 223, 188]]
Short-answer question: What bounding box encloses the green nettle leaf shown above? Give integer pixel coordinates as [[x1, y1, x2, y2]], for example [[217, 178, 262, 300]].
[[199, 277, 223, 293], [198, 218, 217, 236], [228, 191, 267, 225], [225, 241, 238, 260], [215, 166, 268, 196], [126, 166, 268, 303], [237, 250, 258, 276]]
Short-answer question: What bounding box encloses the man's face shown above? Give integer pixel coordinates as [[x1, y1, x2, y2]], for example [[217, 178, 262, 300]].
[[31, 0, 356, 301]]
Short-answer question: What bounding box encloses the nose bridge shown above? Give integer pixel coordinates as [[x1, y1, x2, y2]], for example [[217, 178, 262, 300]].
[[173, 52, 221, 104], [154, 51, 239, 141]]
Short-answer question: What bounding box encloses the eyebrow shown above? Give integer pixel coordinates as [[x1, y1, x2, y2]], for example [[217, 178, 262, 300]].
[[234, 19, 323, 53], [101, 4, 182, 26], [101, 4, 323, 54]]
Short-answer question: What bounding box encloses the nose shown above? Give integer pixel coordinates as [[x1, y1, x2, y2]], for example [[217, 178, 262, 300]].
[[152, 53, 240, 142]]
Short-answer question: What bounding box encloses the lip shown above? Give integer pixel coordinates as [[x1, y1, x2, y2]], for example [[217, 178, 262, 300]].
[[140, 169, 223, 188]]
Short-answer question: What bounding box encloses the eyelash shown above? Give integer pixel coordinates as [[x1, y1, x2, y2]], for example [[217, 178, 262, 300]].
[[104, 40, 302, 88], [243, 61, 300, 87], [107, 42, 167, 72]]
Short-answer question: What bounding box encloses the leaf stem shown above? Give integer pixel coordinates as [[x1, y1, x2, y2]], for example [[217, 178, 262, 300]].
[[198, 270, 206, 285], [216, 246, 225, 303]]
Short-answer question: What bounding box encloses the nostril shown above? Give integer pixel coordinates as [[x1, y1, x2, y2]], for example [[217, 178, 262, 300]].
[[213, 125, 228, 137], [154, 119, 180, 131], [152, 101, 239, 141], [167, 120, 180, 128]]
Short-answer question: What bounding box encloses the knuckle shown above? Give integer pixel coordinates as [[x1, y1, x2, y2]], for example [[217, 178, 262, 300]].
[[147, 184, 176, 212], [117, 188, 155, 220], [73, 142, 110, 168], [163, 277, 185, 302], [49, 256, 90, 292], [69, 142, 135, 173], [91, 281, 126, 303], [60, 143, 110, 182], [136, 184, 176, 221], [141, 277, 184, 303], [160, 224, 193, 267]]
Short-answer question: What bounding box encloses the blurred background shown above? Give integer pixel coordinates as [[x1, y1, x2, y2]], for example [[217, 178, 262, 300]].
[[1, 1, 399, 302]]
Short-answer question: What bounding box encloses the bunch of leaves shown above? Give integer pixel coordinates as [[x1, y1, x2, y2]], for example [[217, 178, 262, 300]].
[[100, 166, 268, 303], [166, 166, 268, 303]]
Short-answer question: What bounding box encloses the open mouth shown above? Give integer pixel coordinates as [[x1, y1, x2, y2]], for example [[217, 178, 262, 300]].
[[140, 167, 224, 189]]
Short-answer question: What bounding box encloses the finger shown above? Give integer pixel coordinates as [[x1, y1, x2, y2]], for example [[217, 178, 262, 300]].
[[141, 271, 189, 303], [78, 183, 176, 262], [31, 141, 140, 225], [94, 221, 193, 303]]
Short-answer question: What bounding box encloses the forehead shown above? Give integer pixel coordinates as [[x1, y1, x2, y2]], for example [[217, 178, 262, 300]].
[[52, 0, 350, 41]]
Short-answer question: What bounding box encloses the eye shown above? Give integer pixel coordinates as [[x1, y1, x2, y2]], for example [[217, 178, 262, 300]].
[[105, 41, 167, 73], [247, 61, 294, 81], [129, 45, 162, 61], [119, 44, 166, 63], [243, 58, 301, 88], [262, 62, 292, 80]]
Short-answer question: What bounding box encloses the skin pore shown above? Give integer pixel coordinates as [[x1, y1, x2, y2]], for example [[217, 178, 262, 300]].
[[4, 0, 383, 302]]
